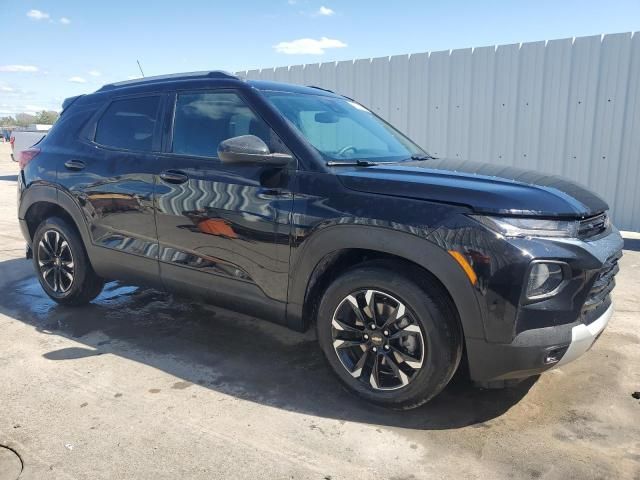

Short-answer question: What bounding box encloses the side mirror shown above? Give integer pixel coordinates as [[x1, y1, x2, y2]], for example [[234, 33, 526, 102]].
[[217, 135, 292, 166]]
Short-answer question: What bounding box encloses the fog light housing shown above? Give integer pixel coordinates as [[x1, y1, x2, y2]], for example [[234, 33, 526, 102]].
[[544, 345, 569, 364], [526, 261, 566, 299]]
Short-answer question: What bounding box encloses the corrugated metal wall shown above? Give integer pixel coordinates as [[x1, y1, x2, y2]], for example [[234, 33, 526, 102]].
[[238, 32, 640, 231]]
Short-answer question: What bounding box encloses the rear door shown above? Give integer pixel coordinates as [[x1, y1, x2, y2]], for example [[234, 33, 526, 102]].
[[57, 94, 165, 287], [155, 89, 294, 322]]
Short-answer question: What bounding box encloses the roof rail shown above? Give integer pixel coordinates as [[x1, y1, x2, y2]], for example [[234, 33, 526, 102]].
[[96, 71, 240, 92]]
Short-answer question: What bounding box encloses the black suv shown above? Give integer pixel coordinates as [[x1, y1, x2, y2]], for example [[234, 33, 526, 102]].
[[17, 71, 623, 409]]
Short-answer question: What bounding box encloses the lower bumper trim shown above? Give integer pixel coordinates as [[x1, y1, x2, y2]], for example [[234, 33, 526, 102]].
[[554, 303, 613, 367]]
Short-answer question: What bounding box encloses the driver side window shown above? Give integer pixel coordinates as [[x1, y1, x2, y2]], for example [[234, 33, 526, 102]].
[[172, 91, 286, 158]]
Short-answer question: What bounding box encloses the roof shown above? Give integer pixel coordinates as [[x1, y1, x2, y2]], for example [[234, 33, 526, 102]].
[[96, 70, 240, 92], [246, 80, 339, 97], [93, 70, 340, 98]]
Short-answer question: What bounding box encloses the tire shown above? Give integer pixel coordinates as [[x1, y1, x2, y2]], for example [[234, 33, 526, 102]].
[[32, 216, 104, 306], [316, 260, 462, 409]]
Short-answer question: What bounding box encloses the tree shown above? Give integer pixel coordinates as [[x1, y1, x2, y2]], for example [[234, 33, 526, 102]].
[[35, 110, 59, 125], [14, 113, 37, 127]]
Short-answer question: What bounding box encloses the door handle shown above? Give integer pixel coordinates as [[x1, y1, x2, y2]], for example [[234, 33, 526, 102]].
[[64, 159, 86, 171], [160, 169, 189, 184]]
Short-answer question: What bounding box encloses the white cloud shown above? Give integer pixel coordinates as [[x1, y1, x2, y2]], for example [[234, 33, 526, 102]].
[[88, 70, 101, 77], [274, 37, 346, 55], [27, 9, 50, 21], [60, 17, 71, 25], [0, 65, 39, 72], [0, 85, 15, 92], [0, 97, 62, 116], [68, 76, 87, 84], [25, 105, 47, 113], [317, 6, 334, 16], [287, 0, 297, 4]]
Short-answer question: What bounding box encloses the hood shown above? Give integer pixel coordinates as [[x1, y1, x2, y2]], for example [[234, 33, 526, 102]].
[[336, 158, 608, 218]]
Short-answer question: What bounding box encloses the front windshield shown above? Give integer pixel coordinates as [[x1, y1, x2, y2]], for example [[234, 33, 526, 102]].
[[263, 91, 426, 162]]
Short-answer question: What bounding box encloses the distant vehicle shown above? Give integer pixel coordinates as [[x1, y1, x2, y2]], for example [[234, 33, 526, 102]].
[[10, 125, 51, 161], [27, 123, 53, 131], [16, 71, 623, 408]]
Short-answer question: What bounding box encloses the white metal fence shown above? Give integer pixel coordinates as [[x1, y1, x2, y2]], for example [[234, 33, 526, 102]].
[[238, 32, 640, 231]]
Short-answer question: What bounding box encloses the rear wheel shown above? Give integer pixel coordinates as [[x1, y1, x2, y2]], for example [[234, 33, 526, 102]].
[[32, 217, 104, 305], [317, 262, 462, 409]]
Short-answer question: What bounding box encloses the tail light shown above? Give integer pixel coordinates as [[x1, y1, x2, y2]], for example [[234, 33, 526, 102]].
[[9, 136, 15, 149], [19, 147, 41, 170]]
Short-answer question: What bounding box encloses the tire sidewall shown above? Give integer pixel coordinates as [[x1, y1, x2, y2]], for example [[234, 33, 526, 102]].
[[317, 265, 461, 408]]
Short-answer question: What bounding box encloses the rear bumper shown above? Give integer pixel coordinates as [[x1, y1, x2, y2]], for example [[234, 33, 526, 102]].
[[467, 303, 613, 385]]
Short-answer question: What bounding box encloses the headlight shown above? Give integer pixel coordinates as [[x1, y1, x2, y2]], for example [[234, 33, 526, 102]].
[[471, 215, 579, 238]]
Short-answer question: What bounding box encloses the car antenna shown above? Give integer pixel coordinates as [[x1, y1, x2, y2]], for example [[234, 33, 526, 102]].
[[136, 60, 145, 78]]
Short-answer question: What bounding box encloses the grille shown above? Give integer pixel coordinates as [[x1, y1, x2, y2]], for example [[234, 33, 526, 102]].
[[581, 251, 621, 324], [578, 212, 609, 239]]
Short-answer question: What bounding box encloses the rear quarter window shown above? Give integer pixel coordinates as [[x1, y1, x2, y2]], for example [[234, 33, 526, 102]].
[[94, 96, 161, 151]]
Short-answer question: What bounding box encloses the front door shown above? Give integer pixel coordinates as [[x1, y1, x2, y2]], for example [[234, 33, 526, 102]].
[[155, 90, 294, 322]]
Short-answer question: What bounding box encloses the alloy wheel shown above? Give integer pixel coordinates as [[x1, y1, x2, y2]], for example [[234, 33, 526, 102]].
[[37, 229, 75, 294], [331, 289, 425, 390]]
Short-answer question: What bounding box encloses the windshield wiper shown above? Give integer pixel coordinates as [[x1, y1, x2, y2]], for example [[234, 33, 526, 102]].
[[410, 154, 437, 161], [326, 160, 379, 167]]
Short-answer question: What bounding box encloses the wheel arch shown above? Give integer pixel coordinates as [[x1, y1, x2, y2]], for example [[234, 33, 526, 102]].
[[286, 225, 486, 342], [20, 185, 92, 248]]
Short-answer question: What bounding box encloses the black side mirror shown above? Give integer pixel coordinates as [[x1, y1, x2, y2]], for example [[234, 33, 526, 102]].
[[217, 135, 292, 166]]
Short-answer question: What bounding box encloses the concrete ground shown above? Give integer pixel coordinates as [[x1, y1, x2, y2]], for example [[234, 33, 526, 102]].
[[0, 142, 638, 480]]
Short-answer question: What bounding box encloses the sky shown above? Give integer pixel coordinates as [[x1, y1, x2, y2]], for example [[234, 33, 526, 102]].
[[1, 0, 639, 117]]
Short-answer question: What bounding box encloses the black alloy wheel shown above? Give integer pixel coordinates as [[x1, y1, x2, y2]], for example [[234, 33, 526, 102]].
[[32, 216, 105, 305], [317, 261, 462, 409], [331, 289, 425, 390], [37, 229, 75, 294]]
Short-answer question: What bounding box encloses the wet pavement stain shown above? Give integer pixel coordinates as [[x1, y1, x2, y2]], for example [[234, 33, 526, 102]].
[[171, 381, 193, 390], [3, 276, 538, 431]]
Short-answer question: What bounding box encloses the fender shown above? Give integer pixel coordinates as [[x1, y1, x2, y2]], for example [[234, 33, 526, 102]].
[[19, 184, 93, 248], [286, 224, 486, 341]]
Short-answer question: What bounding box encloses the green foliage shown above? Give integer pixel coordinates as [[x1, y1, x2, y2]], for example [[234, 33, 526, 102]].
[[35, 110, 60, 125], [14, 113, 37, 127], [0, 110, 59, 127]]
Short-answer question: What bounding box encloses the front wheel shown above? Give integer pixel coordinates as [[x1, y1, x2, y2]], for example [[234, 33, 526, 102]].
[[316, 262, 462, 409]]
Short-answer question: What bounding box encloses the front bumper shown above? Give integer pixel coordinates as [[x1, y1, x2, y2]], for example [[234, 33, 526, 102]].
[[466, 302, 613, 385], [463, 226, 622, 385]]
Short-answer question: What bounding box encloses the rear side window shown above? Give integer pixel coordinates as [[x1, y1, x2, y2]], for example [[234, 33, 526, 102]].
[[95, 96, 160, 151], [172, 91, 280, 158]]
